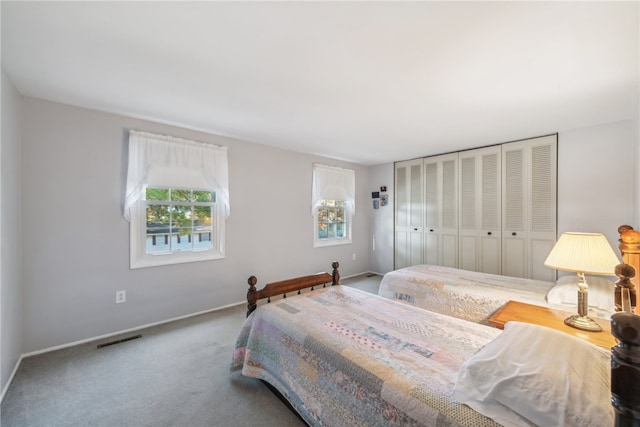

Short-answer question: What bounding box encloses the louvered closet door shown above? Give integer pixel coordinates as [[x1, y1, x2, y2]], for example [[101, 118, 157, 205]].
[[528, 139, 557, 281], [458, 146, 501, 274], [440, 156, 459, 267], [459, 154, 477, 270], [423, 153, 459, 268], [395, 159, 424, 269], [424, 160, 439, 266], [502, 135, 557, 280]]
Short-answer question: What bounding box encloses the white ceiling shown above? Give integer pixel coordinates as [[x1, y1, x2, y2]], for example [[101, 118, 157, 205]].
[[2, 1, 638, 165]]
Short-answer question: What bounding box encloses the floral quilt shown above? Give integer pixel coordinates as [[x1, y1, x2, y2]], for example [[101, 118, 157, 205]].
[[378, 265, 554, 324], [231, 286, 502, 426]]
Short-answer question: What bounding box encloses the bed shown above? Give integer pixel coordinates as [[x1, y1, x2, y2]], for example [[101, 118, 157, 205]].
[[231, 262, 614, 427], [377, 264, 616, 324]]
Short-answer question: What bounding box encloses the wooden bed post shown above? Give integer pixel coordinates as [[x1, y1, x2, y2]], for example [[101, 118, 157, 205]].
[[619, 225, 640, 299], [615, 264, 637, 313], [611, 312, 640, 426], [332, 261, 340, 286], [247, 275, 258, 317]]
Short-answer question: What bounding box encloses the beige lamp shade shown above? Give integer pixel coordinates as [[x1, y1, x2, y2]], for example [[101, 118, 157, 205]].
[[544, 232, 619, 275]]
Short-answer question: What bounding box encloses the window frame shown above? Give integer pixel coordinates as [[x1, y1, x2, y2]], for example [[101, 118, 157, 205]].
[[130, 186, 225, 269], [311, 164, 355, 248], [313, 199, 353, 248]]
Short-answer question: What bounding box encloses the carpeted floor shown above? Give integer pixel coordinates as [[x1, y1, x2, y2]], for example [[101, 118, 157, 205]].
[[0, 274, 382, 427]]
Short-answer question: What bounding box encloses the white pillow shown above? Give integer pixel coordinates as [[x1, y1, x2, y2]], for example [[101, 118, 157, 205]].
[[454, 321, 613, 427], [546, 275, 615, 312]]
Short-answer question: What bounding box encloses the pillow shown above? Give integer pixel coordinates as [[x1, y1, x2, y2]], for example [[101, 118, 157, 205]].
[[454, 322, 613, 427], [546, 275, 615, 312]]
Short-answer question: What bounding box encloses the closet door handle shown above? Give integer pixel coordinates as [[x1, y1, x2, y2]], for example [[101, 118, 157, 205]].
[[487, 231, 492, 236], [512, 232, 517, 236], [429, 229, 434, 232], [414, 228, 418, 231]]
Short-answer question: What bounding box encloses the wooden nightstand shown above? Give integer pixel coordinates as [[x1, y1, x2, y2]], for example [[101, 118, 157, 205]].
[[488, 300, 616, 350]]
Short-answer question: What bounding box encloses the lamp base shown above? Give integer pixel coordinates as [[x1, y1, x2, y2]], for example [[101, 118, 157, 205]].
[[564, 314, 602, 332]]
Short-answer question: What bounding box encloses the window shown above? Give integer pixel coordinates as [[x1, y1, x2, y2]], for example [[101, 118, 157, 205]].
[[124, 131, 229, 268], [311, 164, 355, 247], [145, 188, 215, 254], [317, 200, 346, 239]]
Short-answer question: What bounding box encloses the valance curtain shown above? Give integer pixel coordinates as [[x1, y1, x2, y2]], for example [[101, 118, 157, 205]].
[[124, 130, 229, 221], [311, 164, 356, 215]]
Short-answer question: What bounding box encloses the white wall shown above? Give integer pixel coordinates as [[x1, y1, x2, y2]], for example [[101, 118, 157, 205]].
[[368, 163, 394, 275], [1, 70, 23, 397], [20, 97, 371, 353], [369, 121, 637, 274], [558, 121, 635, 247]]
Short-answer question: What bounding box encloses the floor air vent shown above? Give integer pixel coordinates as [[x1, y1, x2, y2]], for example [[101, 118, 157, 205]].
[[97, 334, 142, 349]]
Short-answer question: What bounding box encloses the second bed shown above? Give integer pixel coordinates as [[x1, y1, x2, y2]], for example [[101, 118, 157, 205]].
[[377, 264, 615, 324]]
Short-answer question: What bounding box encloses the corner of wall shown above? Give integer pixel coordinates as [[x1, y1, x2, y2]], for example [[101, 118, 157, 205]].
[[368, 162, 395, 275], [0, 69, 24, 402]]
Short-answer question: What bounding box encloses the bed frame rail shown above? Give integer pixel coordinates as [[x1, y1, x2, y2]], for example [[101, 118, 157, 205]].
[[246, 261, 340, 316]]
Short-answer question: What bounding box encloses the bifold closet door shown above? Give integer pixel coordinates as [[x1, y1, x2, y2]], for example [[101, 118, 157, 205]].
[[502, 135, 557, 281], [458, 146, 501, 274], [395, 134, 556, 278], [424, 153, 458, 268], [395, 159, 424, 269]]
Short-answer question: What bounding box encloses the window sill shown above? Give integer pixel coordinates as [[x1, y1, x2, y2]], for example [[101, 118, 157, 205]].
[[131, 250, 224, 269], [313, 238, 352, 248]]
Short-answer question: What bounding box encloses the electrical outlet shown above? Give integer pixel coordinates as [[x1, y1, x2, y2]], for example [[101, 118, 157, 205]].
[[116, 290, 126, 304], [352, 253, 356, 261]]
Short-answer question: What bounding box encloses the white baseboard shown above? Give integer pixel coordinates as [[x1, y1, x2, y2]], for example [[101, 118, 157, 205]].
[[341, 271, 383, 279], [365, 271, 385, 277], [1, 353, 24, 405]]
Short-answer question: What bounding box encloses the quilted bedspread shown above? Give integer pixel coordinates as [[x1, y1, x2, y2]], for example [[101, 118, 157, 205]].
[[378, 265, 554, 324], [231, 286, 502, 427]]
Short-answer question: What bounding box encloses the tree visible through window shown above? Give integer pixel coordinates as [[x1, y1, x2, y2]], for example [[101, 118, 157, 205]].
[[145, 188, 215, 254], [317, 200, 346, 239]]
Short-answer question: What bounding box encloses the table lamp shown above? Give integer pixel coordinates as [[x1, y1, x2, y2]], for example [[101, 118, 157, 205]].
[[544, 232, 620, 331]]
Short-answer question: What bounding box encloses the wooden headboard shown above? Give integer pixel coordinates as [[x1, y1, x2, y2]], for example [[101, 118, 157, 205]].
[[246, 261, 340, 316]]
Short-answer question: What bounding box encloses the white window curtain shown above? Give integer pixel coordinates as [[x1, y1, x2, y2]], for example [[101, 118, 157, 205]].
[[124, 130, 229, 221], [311, 164, 356, 215]]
